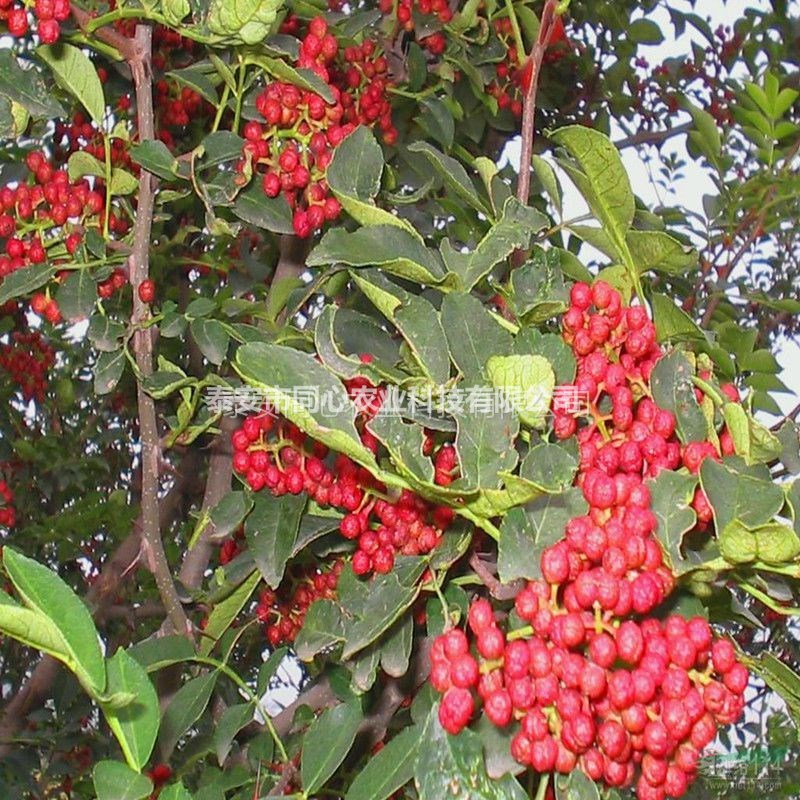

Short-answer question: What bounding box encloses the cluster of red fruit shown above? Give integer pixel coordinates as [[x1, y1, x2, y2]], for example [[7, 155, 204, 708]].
[[0, 0, 70, 44], [256, 559, 342, 646], [0, 153, 116, 308], [0, 330, 55, 402], [430, 281, 748, 800], [378, 0, 450, 54], [0, 478, 15, 530], [53, 112, 135, 173], [230, 359, 454, 577], [242, 17, 398, 238], [334, 39, 398, 145]]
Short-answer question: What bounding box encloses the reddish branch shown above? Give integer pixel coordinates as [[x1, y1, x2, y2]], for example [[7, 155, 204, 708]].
[[128, 24, 190, 637], [70, 3, 136, 60], [515, 0, 559, 208]]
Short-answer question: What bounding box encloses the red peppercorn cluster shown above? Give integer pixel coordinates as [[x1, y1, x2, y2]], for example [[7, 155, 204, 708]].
[[53, 112, 135, 173], [0, 478, 15, 531], [0, 152, 121, 315], [334, 39, 398, 146], [0, 0, 69, 44], [432, 600, 747, 800], [488, 19, 525, 118], [378, 0, 451, 54], [0, 330, 55, 402], [256, 558, 343, 646], [240, 17, 351, 238], [429, 281, 749, 799], [231, 354, 455, 577]]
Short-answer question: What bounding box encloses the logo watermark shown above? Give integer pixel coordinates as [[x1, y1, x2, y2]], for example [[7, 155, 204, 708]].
[[699, 745, 790, 794], [203, 385, 590, 418]]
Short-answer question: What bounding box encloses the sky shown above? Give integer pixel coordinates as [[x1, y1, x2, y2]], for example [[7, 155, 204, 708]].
[[509, 0, 799, 419]]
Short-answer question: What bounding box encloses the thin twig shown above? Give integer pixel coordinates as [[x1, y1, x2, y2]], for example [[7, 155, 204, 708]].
[[129, 24, 190, 638], [70, 3, 136, 60]]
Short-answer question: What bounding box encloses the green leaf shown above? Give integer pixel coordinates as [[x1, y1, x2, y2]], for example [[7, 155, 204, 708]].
[[415, 708, 527, 800], [37, 43, 105, 125], [650, 350, 707, 443], [308, 225, 446, 285], [627, 18, 664, 44], [190, 318, 230, 365], [201, 568, 260, 655], [626, 230, 698, 275], [245, 492, 306, 588], [440, 197, 547, 291], [0, 594, 74, 671], [700, 459, 784, 535], [555, 768, 601, 800], [651, 293, 705, 342], [341, 558, 427, 659], [57, 270, 96, 321], [647, 471, 699, 574], [214, 703, 254, 766], [684, 100, 721, 160], [513, 328, 576, 385], [205, 0, 282, 45], [232, 182, 294, 234], [0, 50, 65, 119], [88, 315, 124, 352], [416, 97, 455, 149], [531, 154, 562, 217], [328, 127, 420, 238], [552, 126, 634, 267], [294, 599, 345, 660], [234, 342, 377, 470], [486, 354, 555, 428], [497, 488, 588, 584], [94, 348, 126, 395], [130, 141, 180, 181], [129, 634, 195, 673], [301, 700, 363, 793], [380, 615, 414, 677], [440, 293, 512, 384], [102, 649, 160, 771], [210, 491, 253, 540], [453, 406, 519, 490], [753, 521, 800, 565], [746, 653, 800, 730], [159, 671, 219, 755], [367, 414, 436, 486], [0, 263, 56, 304], [351, 270, 451, 385], [510, 247, 570, 324], [160, 784, 195, 800], [142, 371, 196, 400], [3, 548, 105, 695], [517, 442, 579, 493], [407, 141, 490, 217], [246, 54, 334, 104], [345, 725, 420, 800], [93, 761, 153, 800]]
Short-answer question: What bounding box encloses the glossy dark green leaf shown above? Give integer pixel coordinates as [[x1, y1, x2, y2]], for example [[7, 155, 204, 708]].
[[518, 442, 579, 492], [453, 405, 519, 490], [231, 183, 294, 233], [650, 350, 707, 443], [129, 635, 195, 673], [94, 348, 126, 395], [513, 328, 576, 385], [627, 230, 698, 275], [440, 292, 513, 384], [651, 293, 705, 342], [159, 671, 219, 755], [555, 768, 601, 800], [301, 700, 363, 793], [700, 459, 784, 535], [0, 263, 56, 303], [308, 225, 445, 285], [416, 97, 455, 149], [214, 703, 253, 766], [647, 470, 699, 574], [245, 491, 305, 588], [88, 314, 125, 352], [510, 247, 570, 323], [190, 318, 230, 365], [345, 725, 420, 800], [0, 49, 65, 119], [210, 491, 254, 541], [415, 708, 527, 800], [294, 599, 345, 661], [93, 761, 152, 800], [130, 140, 181, 180], [380, 615, 413, 677], [57, 270, 96, 321], [199, 570, 260, 656], [497, 488, 588, 584]]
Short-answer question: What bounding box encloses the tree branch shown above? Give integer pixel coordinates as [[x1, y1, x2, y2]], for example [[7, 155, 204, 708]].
[[614, 122, 693, 151], [128, 24, 190, 638], [469, 551, 523, 601], [70, 3, 136, 61]]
